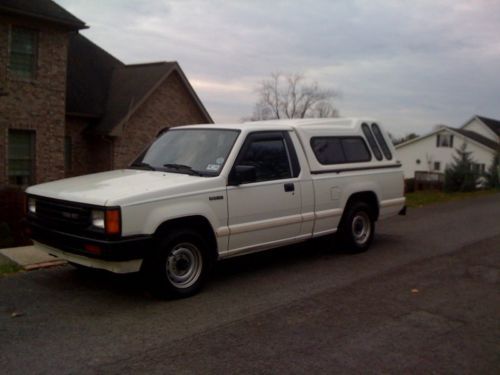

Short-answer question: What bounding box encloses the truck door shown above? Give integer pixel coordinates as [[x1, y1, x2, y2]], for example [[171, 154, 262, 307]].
[[226, 131, 302, 253]]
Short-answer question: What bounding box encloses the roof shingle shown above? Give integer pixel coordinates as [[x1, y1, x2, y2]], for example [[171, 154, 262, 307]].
[[0, 0, 86, 29], [66, 34, 123, 117], [66, 36, 211, 134], [451, 128, 499, 151], [96, 62, 176, 135], [477, 115, 500, 137]]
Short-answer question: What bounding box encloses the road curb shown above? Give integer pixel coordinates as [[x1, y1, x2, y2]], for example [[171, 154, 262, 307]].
[[0, 245, 66, 271], [23, 260, 67, 271]]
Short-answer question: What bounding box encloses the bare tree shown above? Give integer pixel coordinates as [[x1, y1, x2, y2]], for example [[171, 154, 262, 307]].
[[249, 72, 339, 121], [391, 132, 419, 145]]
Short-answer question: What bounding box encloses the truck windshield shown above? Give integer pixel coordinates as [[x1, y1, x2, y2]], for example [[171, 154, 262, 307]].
[[131, 129, 240, 176]]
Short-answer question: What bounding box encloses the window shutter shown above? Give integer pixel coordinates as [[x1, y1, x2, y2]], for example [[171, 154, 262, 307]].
[[436, 134, 440, 147], [450, 135, 454, 148]]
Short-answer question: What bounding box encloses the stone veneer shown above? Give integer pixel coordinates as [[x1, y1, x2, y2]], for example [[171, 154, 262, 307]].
[[0, 14, 69, 186]]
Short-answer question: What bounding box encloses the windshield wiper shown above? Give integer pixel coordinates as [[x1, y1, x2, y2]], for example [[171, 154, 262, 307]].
[[163, 163, 203, 176], [130, 161, 156, 170]]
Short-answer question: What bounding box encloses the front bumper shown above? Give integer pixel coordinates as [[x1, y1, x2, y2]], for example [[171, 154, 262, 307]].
[[28, 221, 153, 262], [34, 241, 143, 273]]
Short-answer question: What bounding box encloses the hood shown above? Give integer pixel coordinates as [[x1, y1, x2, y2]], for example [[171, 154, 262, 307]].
[[26, 169, 214, 206]]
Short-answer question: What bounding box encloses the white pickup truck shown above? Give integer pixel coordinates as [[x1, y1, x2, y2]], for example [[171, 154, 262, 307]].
[[26, 118, 405, 297]]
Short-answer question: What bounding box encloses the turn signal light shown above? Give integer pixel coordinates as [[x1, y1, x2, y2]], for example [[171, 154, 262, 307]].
[[105, 209, 121, 235]]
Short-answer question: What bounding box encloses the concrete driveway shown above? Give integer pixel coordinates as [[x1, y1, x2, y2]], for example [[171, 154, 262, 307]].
[[1, 193, 499, 374]]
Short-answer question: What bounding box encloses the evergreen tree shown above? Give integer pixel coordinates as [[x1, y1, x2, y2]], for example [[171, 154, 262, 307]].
[[486, 149, 500, 188], [444, 143, 478, 192]]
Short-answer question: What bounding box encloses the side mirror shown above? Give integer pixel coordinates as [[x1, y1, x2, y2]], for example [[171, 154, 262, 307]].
[[229, 165, 257, 185]]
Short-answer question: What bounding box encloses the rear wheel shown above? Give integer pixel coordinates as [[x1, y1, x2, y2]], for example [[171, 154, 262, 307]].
[[338, 201, 375, 253], [143, 229, 211, 299]]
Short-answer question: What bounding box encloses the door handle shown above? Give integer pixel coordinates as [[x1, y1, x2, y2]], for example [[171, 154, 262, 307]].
[[284, 183, 295, 192]]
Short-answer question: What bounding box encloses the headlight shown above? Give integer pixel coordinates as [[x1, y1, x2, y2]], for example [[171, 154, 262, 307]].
[[91, 210, 105, 229], [91, 209, 121, 235], [28, 198, 36, 214]]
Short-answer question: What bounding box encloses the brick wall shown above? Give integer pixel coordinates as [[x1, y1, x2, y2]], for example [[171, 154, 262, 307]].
[[65, 117, 112, 177], [112, 71, 209, 169], [0, 15, 69, 186]]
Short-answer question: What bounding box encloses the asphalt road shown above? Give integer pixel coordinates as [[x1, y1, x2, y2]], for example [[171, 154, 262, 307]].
[[1, 194, 499, 374]]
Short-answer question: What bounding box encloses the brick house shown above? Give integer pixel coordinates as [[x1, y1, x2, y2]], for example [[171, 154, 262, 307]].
[[0, 0, 212, 187]]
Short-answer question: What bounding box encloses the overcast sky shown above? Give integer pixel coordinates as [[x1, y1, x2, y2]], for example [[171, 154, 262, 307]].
[[58, 0, 500, 137]]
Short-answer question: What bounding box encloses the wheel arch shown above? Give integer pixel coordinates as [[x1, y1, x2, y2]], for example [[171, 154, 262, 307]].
[[343, 191, 380, 221], [153, 215, 218, 261]]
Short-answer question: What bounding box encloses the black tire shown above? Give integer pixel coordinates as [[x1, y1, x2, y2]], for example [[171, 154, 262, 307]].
[[338, 201, 375, 253], [143, 229, 211, 299]]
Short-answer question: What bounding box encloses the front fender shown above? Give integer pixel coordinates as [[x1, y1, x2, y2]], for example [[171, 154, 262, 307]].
[[121, 191, 228, 238]]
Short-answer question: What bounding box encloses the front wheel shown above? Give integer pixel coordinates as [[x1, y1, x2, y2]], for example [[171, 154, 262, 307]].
[[143, 229, 210, 299], [338, 201, 375, 253]]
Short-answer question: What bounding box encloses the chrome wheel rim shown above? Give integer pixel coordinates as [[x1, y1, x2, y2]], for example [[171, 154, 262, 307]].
[[166, 242, 202, 288], [352, 212, 371, 246]]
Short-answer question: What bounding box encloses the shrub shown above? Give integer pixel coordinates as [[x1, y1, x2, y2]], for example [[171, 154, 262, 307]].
[[0, 186, 31, 248], [0, 222, 15, 248], [404, 178, 415, 193]]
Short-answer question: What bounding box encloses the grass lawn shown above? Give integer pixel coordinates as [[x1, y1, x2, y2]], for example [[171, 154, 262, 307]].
[[0, 263, 21, 276], [405, 189, 500, 208]]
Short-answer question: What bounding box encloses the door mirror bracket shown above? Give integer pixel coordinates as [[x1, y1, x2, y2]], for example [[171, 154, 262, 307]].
[[229, 165, 257, 185]]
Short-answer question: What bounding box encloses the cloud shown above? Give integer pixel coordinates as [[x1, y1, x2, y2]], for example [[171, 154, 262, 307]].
[[57, 0, 500, 137]]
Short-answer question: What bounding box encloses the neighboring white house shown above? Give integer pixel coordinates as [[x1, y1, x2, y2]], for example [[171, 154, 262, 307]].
[[395, 115, 500, 179]]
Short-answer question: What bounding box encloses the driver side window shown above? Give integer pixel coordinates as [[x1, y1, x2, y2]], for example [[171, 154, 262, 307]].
[[240, 137, 292, 182]]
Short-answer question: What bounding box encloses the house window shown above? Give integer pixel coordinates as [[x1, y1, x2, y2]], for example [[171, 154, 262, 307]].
[[65, 136, 72, 172], [436, 133, 453, 148], [434, 161, 441, 171], [8, 129, 36, 186], [10, 27, 38, 79]]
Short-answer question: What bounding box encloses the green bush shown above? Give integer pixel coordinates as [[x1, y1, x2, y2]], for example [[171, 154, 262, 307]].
[[0, 222, 15, 248], [0, 186, 31, 248]]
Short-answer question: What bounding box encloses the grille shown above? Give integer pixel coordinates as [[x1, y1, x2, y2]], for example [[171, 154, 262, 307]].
[[33, 197, 92, 232]]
